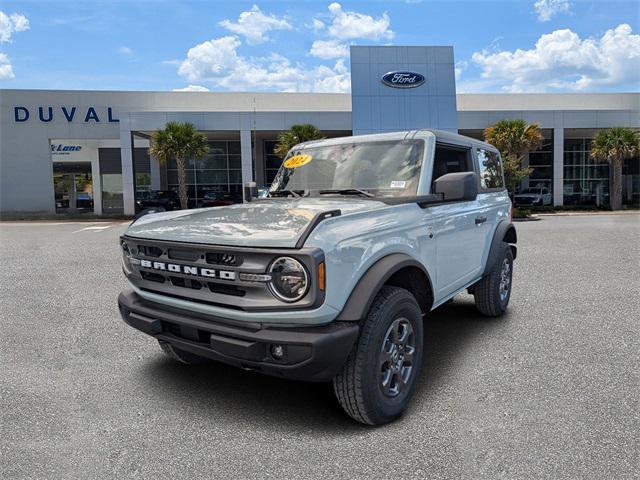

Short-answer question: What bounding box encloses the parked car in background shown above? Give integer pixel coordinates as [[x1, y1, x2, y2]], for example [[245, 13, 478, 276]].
[[514, 187, 552, 206], [137, 190, 180, 211], [76, 192, 94, 209], [197, 190, 241, 208]]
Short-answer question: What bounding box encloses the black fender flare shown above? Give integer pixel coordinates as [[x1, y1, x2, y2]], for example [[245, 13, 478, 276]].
[[336, 253, 433, 321], [483, 220, 517, 276]]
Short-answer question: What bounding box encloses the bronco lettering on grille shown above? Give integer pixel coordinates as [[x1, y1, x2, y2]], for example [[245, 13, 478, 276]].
[[139, 259, 236, 280]]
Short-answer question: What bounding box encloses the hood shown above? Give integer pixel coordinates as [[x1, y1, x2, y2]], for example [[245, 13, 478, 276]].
[[515, 193, 541, 198], [125, 198, 389, 248]]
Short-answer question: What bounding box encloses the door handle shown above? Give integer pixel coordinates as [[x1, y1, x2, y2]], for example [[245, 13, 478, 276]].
[[475, 216, 487, 225]]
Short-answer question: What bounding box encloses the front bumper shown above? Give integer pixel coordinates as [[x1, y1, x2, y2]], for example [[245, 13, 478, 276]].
[[118, 290, 359, 382]]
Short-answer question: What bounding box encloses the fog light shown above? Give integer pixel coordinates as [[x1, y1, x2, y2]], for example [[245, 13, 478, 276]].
[[270, 344, 285, 360]]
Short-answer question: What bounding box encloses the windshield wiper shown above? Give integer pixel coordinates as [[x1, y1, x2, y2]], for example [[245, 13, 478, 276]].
[[268, 189, 306, 198], [317, 188, 375, 198]]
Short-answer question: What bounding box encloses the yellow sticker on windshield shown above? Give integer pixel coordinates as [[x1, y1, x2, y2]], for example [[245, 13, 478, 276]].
[[283, 154, 312, 169]]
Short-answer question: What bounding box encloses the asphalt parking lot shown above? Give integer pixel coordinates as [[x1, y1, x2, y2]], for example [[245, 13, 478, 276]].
[[1, 214, 638, 479]]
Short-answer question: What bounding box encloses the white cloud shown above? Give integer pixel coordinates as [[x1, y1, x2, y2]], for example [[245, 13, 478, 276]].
[[219, 5, 291, 45], [0, 52, 14, 79], [118, 46, 133, 56], [178, 36, 243, 82], [533, 0, 571, 22], [324, 3, 393, 41], [0, 11, 29, 43], [310, 39, 349, 59], [471, 24, 640, 92], [311, 18, 325, 31], [173, 85, 210, 92], [312, 59, 350, 93], [454, 60, 468, 82], [177, 35, 350, 93]]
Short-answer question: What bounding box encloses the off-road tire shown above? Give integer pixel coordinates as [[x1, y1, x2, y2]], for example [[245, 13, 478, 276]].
[[473, 244, 514, 317], [333, 286, 423, 425], [158, 340, 211, 365]]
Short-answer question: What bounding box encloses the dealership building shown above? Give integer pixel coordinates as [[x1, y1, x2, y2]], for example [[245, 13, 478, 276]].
[[1, 46, 638, 216]]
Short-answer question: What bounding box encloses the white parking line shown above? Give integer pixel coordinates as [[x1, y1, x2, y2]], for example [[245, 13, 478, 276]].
[[72, 225, 114, 233]]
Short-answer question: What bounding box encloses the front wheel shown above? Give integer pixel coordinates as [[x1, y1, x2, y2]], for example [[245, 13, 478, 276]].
[[473, 244, 514, 317], [333, 286, 423, 425]]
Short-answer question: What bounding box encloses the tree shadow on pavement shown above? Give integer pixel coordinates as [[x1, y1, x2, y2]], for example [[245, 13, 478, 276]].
[[141, 296, 506, 432]]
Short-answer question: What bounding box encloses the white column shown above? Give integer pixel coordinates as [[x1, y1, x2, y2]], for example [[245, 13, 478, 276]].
[[91, 150, 102, 215], [240, 129, 254, 200], [120, 117, 136, 215], [553, 126, 564, 206]]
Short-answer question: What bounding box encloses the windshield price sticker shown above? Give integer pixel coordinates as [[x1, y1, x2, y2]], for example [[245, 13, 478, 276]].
[[390, 180, 406, 188], [284, 154, 312, 169]]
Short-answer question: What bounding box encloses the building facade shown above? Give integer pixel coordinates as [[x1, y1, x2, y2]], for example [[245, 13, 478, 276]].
[[1, 46, 638, 216]]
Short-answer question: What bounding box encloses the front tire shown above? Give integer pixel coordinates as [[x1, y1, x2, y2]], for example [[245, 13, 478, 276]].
[[333, 286, 423, 425], [473, 244, 514, 317], [158, 340, 211, 365]]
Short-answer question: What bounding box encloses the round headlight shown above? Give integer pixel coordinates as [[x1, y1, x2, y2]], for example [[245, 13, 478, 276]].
[[268, 257, 309, 302]]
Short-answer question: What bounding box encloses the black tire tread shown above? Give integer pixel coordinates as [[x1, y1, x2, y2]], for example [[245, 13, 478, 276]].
[[333, 286, 415, 425], [474, 244, 512, 317]]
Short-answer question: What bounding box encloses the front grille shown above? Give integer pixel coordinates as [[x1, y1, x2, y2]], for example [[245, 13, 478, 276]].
[[138, 245, 163, 257], [206, 252, 241, 266], [169, 276, 203, 290], [208, 282, 245, 297], [141, 271, 165, 283], [123, 236, 321, 311], [168, 248, 200, 262]]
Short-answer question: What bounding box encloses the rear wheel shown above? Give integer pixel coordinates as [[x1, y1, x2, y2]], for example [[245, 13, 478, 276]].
[[158, 340, 211, 365], [333, 286, 423, 425], [473, 244, 514, 317]]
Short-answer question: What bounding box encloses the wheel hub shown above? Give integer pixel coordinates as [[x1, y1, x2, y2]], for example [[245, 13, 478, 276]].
[[379, 318, 416, 398], [499, 258, 512, 302]]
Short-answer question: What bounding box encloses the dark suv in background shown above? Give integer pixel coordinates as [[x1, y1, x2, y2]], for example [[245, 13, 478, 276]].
[[136, 190, 180, 212]]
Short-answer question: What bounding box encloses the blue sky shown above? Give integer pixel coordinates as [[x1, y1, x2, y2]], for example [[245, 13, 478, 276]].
[[1, 0, 638, 93]]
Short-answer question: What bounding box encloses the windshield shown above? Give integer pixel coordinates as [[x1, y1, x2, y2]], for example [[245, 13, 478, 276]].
[[521, 188, 541, 194], [269, 140, 424, 198]]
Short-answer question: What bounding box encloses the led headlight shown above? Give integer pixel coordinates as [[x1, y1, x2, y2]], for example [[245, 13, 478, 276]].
[[268, 257, 309, 302]]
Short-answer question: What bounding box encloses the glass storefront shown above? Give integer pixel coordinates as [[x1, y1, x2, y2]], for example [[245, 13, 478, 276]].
[[53, 162, 94, 213], [527, 131, 554, 197], [166, 140, 242, 206], [563, 138, 610, 206]]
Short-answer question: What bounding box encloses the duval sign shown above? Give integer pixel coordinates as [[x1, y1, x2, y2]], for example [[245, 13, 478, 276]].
[[381, 71, 426, 89], [14, 106, 119, 123]]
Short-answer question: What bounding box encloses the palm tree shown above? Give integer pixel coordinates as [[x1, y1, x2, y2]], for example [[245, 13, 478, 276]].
[[590, 127, 640, 210], [484, 119, 544, 197], [149, 122, 209, 210], [274, 124, 323, 159]]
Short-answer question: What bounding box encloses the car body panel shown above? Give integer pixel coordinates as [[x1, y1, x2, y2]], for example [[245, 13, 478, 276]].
[[126, 198, 389, 248], [121, 128, 511, 327]]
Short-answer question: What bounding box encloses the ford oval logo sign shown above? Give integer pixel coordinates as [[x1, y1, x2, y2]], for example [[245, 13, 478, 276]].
[[381, 71, 426, 89]]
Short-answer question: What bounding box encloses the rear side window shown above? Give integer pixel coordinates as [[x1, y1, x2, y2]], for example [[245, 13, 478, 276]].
[[431, 144, 472, 189], [476, 148, 504, 189]]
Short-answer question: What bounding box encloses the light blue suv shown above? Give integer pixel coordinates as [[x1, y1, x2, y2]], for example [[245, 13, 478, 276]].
[[118, 129, 517, 425]]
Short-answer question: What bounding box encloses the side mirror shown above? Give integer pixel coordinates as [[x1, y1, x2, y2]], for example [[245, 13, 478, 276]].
[[243, 181, 257, 202], [433, 172, 478, 202]]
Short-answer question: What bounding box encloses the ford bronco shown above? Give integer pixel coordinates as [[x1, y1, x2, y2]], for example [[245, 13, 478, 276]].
[[118, 129, 517, 425]]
